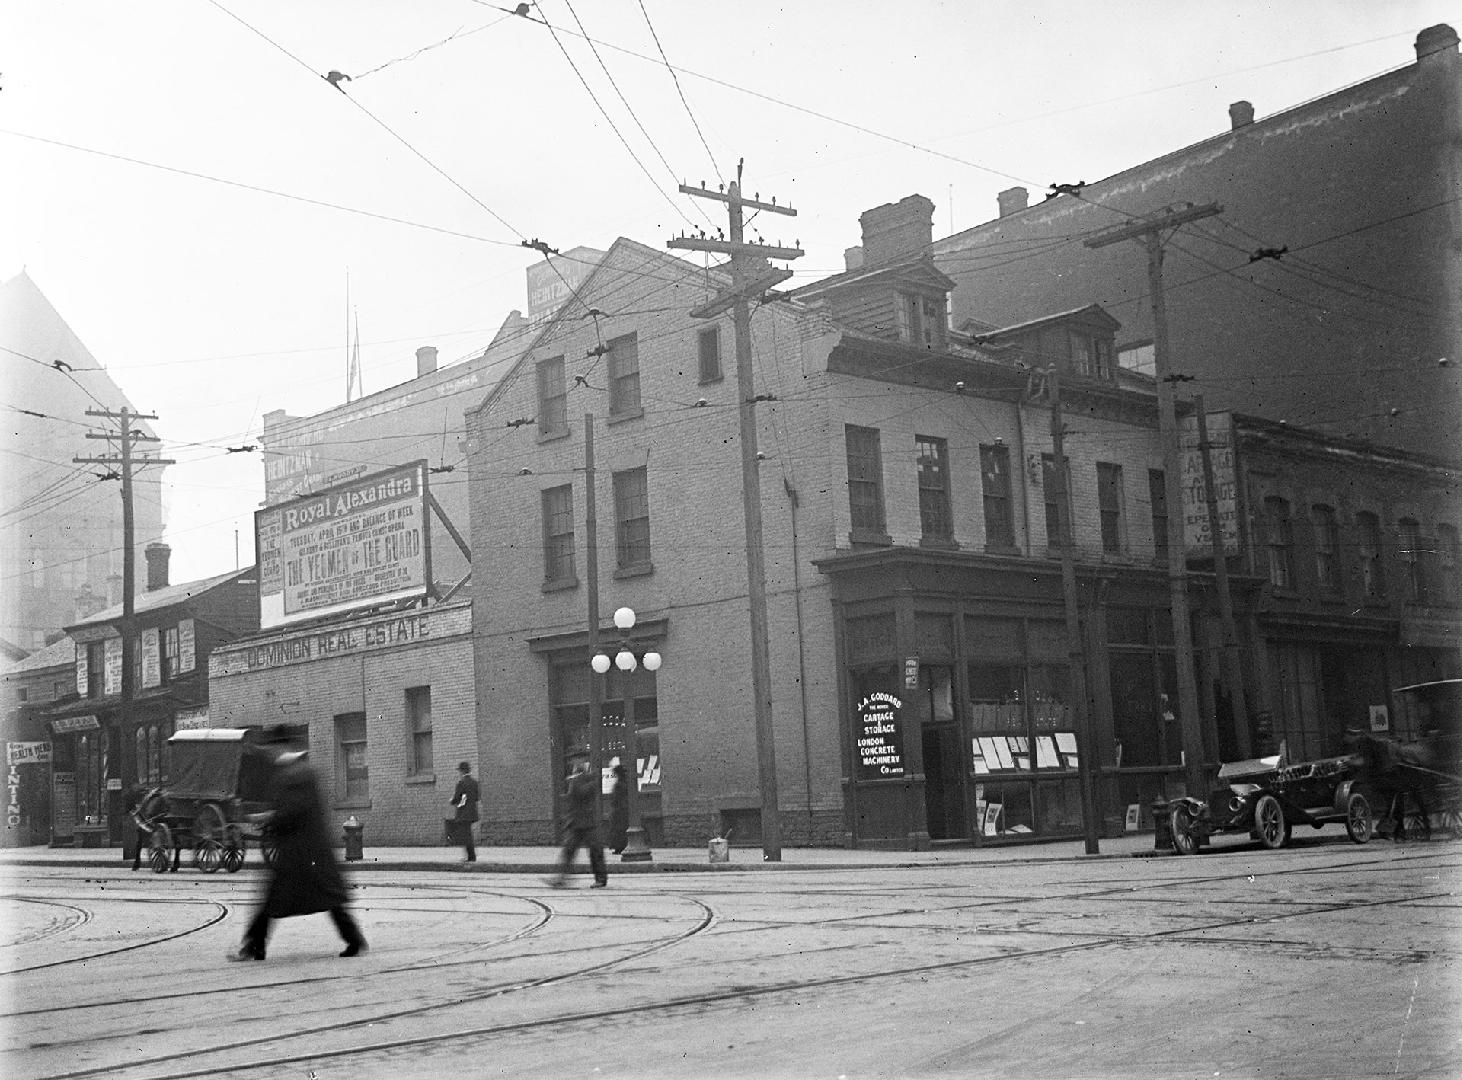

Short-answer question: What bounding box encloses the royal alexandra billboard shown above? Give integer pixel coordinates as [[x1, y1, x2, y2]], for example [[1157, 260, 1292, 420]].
[[255, 461, 431, 629]]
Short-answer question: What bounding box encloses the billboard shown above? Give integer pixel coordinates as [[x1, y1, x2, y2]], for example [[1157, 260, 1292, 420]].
[[255, 461, 431, 630], [1180, 411, 1240, 555]]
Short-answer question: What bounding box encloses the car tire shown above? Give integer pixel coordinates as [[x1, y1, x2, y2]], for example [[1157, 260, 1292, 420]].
[[1254, 794, 1287, 849], [1345, 792, 1373, 844], [1170, 804, 1200, 855]]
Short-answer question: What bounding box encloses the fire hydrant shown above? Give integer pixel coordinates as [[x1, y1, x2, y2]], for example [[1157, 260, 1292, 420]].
[[342, 815, 364, 861]]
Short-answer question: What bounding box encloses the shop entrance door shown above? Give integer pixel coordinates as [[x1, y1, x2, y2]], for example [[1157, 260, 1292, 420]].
[[918, 666, 967, 841]]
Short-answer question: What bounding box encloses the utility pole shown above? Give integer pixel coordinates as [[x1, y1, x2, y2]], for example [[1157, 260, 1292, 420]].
[[1047, 366, 1100, 854], [1086, 202, 1220, 795], [75, 408, 173, 812], [669, 163, 803, 861]]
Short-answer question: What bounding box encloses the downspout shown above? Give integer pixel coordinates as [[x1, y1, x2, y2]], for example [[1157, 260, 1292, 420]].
[[785, 476, 815, 840]]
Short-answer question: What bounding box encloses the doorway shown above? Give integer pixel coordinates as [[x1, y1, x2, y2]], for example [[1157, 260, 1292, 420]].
[[918, 665, 967, 840]]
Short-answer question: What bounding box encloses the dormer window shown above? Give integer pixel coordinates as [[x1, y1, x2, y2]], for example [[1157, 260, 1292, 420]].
[[1068, 329, 1113, 379], [897, 292, 945, 349]]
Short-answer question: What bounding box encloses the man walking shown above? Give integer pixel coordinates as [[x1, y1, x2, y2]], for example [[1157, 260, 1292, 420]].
[[551, 748, 606, 888], [450, 761, 480, 863]]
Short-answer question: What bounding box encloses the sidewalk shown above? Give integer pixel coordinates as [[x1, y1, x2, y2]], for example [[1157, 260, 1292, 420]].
[[0, 832, 1164, 873]]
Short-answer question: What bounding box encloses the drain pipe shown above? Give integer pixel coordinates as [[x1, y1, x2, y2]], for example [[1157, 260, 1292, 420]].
[[785, 476, 815, 840]]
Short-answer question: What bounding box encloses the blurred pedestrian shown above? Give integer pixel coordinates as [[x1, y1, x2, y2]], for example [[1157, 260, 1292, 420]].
[[126, 783, 176, 872], [230, 729, 366, 961], [606, 759, 629, 855], [450, 760, 480, 863], [550, 748, 606, 888]]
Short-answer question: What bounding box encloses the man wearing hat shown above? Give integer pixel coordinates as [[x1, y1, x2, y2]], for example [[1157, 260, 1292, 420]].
[[551, 746, 606, 887], [450, 761, 480, 863]]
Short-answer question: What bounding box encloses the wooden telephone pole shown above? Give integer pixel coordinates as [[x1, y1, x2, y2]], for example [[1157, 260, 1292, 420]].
[[668, 163, 802, 861], [1086, 202, 1221, 795]]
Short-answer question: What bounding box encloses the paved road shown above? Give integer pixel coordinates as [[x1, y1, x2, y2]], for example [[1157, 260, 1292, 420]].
[[2, 838, 1458, 1079]]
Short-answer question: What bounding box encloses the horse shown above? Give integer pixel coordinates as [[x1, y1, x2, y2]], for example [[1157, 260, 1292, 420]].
[[1345, 731, 1435, 842]]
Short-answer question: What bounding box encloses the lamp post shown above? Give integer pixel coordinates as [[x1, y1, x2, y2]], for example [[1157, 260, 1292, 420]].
[[591, 605, 658, 862]]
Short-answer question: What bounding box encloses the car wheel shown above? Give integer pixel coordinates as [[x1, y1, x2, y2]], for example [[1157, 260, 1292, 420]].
[[1170, 804, 1200, 855], [1345, 792, 1373, 844], [1254, 794, 1287, 849]]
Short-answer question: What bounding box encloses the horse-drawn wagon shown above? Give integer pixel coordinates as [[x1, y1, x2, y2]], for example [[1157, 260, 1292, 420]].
[[135, 729, 277, 873], [1361, 679, 1462, 840]]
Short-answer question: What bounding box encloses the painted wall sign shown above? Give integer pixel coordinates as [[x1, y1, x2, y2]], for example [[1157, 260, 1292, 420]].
[[256, 461, 431, 629], [141, 627, 161, 689], [7, 742, 52, 765], [178, 618, 196, 674], [75, 642, 88, 696], [855, 691, 906, 780], [210, 604, 471, 677], [103, 637, 122, 697], [174, 707, 211, 731], [1180, 410, 1240, 554]]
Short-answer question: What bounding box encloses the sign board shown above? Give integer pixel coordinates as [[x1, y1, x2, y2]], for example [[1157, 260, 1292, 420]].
[[141, 627, 161, 689], [7, 742, 51, 766], [255, 461, 431, 630], [903, 656, 920, 692], [103, 637, 122, 697], [52, 715, 100, 734], [1368, 704, 1390, 733], [75, 642, 88, 696], [178, 618, 196, 674], [174, 707, 211, 731], [1180, 410, 1240, 555], [1125, 803, 1142, 831], [854, 691, 906, 780]]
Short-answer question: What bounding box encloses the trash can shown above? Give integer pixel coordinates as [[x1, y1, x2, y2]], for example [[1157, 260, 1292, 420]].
[[707, 836, 730, 864], [1150, 800, 1173, 852], [342, 815, 364, 861]]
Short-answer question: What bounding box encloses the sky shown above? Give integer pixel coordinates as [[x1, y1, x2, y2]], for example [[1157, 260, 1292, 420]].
[[3, 0, 1456, 585]]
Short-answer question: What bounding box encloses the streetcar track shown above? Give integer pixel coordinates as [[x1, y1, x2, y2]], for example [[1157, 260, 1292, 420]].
[[0, 897, 91, 949], [0, 898, 230, 975]]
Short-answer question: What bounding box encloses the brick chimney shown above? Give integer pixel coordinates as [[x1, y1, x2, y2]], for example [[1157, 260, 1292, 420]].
[[859, 194, 935, 267], [1228, 101, 1255, 130], [997, 187, 1029, 218], [844, 246, 865, 271], [144, 543, 171, 591], [1416, 23, 1459, 61], [416, 345, 439, 377]]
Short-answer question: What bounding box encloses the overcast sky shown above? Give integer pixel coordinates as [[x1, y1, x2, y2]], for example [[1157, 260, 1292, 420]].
[[3, 0, 1455, 584]]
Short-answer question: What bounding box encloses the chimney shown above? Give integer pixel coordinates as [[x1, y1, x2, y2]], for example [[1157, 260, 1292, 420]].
[[416, 345, 439, 377], [844, 246, 865, 271], [997, 187, 1029, 218], [144, 543, 171, 591], [1228, 101, 1255, 130], [859, 194, 935, 267], [1416, 23, 1459, 62]]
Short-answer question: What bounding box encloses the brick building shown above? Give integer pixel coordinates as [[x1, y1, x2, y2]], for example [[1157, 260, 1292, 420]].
[[1, 636, 74, 845]]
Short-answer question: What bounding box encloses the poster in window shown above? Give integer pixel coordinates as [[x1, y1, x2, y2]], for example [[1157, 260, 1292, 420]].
[[1368, 705, 1389, 733], [178, 619, 195, 674], [75, 643, 88, 696], [141, 628, 161, 689], [854, 691, 905, 780], [103, 638, 122, 697]]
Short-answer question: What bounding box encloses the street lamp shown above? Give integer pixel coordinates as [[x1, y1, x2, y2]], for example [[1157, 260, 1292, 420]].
[[590, 606, 656, 861]]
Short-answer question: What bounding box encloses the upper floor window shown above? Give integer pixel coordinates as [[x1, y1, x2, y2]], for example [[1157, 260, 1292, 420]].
[[845, 425, 887, 540], [1096, 462, 1125, 554], [1149, 469, 1169, 563], [1069, 330, 1113, 379], [537, 355, 568, 437], [607, 333, 641, 418], [613, 467, 651, 572], [86, 641, 104, 698], [915, 436, 953, 544], [896, 292, 944, 349], [541, 484, 576, 586], [1263, 497, 1294, 589], [1118, 341, 1155, 376], [1311, 505, 1340, 592], [1042, 453, 1070, 549], [980, 444, 1014, 549], [162, 625, 180, 682], [1438, 523, 1459, 604], [1357, 511, 1385, 599], [1398, 518, 1425, 603], [697, 326, 723, 384]]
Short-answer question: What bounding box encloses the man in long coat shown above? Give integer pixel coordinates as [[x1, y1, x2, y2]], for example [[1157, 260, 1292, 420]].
[[231, 739, 366, 961], [551, 748, 607, 887], [450, 761, 480, 862]]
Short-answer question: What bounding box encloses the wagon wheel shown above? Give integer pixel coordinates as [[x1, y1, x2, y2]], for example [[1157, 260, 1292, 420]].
[[1170, 804, 1201, 856], [1253, 794, 1288, 849], [194, 839, 223, 873], [148, 824, 173, 874], [193, 802, 228, 845], [259, 825, 278, 867], [1344, 792, 1373, 844], [221, 844, 245, 873]]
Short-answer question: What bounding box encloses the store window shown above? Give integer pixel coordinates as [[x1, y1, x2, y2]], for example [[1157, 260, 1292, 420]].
[[1274, 644, 1326, 762], [336, 713, 369, 802], [406, 686, 433, 776]]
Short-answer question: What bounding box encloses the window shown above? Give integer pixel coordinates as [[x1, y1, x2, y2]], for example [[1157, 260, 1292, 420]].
[[1312, 505, 1340, 592], [536, 355, 568, 437], [896, 292, 943, 347], [163, 626, 180, 682], [1357, 512, 1385, 599], [845, 425, 887, 539], [336, 713, 369, 801], [980, 444, 1014, 548], [86, 641, 104, 698], [915, 436, 953, 543], [1069, 330, 1113, 379], [1439, 524, 1459, 603], [607, 333, 641, 418], [1263, 497, 1294, 589], [1398, 518, 1425, 603], [134, 723, 164, 785], [1096, 462, 1124, 554], [1148, 469, 1169, 563], [1042, 453, 1070, 549], [541, 484, 576, 586], [697, 326, 722, 384], [613, 467, 651, 571], [406, 686, 433, 776], [1119, 341, 1155, 376]]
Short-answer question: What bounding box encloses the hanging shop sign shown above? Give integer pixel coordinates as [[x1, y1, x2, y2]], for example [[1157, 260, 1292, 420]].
[[255, 461, 431, 630], [7, 742, 52, 766], [855, 691, 906, 780], [52, 715, 100, 734]]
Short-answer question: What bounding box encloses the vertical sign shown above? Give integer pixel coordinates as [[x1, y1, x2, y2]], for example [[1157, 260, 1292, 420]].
[[103, 638, 122, 697], [903, 656, 920, 692], [1180, 410, 1239, 554], [141, 627, 161, 689], [75, 642, 88, 696], [855, 692, 906, 780], [178, 619, 196, 674]]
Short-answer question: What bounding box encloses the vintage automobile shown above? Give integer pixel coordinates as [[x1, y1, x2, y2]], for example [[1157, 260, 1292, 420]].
[[1168, 751, 1373, 855]]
